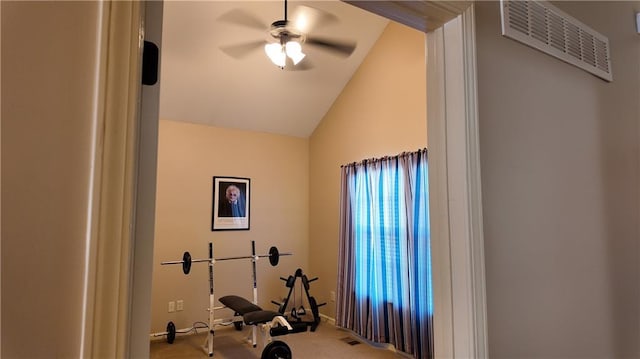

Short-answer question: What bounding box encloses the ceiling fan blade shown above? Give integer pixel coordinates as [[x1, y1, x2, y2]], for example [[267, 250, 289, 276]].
[[218, 8, 267, 31], [306, 36, 356, 57], [220, 40, 265, 59], [290, 5, 339, 33]]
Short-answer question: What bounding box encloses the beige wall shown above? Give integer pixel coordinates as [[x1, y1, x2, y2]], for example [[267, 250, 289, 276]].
[[308, 22, 427, 318], [476, 1, 640, 357], [5, 1, 639, 357], [1, 1, 102, 357], [151, 120, 309, 332]]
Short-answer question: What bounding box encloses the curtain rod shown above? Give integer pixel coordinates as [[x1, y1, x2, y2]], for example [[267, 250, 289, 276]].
[[340, 148, 427, 168]]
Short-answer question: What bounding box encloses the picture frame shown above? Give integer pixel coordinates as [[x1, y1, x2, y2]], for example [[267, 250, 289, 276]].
[[212, 176, 250, 231]]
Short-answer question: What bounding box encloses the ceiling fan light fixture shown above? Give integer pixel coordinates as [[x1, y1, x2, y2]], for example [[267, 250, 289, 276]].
[[285, 40, 305, 65], [265, 42, 286, 67], [219, 0, 357, 71]]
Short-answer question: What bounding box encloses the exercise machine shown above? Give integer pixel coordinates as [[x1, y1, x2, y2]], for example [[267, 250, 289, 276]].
[[219, 295, 307, 359], [154, 241, 296, 358]]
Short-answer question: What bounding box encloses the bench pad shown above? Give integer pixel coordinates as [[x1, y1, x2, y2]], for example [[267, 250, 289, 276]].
[[243, 310, 282, 325], [219, 295, 262, 315], [219, 295, 281, 325]]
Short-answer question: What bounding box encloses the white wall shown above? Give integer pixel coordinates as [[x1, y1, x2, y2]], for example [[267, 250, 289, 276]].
[[1, 2, 102, 357], [476, 1, 640, 357]]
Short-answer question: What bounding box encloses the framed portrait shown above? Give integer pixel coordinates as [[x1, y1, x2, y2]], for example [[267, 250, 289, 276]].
[[212, 176, 251, 231]]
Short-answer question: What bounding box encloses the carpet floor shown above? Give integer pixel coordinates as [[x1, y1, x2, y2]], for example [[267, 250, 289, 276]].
[[150, 321, 410, 358]]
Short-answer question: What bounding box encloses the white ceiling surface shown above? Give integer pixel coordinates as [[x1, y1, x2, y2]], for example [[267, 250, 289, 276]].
[[159, 1, 389, 138]]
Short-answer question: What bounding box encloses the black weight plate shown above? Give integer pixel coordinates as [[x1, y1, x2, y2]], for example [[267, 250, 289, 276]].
[[285, 275, 295, 288], [261, 340, 292, 359], [309, 296, 319, 319], [166, 321, 176, 344], [233, 311, 244, 331], [269, 246, 279, 266], [234, 320, 243, 331], [182, 252, 192, 274]]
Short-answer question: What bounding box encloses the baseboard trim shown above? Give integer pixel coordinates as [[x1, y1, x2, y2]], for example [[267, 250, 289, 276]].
[[319, 313, 336, 326]]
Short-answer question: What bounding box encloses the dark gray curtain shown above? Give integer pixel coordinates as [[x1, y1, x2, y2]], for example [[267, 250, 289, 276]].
[[336, 149, 432, 359]]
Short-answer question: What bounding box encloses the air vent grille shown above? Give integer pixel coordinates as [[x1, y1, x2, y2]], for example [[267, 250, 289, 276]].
[[500, 0, 612, 82]]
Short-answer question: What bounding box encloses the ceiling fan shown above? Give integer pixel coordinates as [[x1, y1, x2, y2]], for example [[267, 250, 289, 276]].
[[219, 0, 357, 70]]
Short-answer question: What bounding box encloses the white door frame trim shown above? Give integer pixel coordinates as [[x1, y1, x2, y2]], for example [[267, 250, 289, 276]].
[[427, 6, 488, 358], [83, 2, 488, 358], [81, 1, 144, 358]]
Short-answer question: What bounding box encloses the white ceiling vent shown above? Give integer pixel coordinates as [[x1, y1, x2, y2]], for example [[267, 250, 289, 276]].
[[500, 0, 613, 82]]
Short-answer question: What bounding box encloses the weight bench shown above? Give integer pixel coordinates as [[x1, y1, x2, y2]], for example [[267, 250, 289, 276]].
[[219, 295, 307, 356], [157, 241, 296, 357]]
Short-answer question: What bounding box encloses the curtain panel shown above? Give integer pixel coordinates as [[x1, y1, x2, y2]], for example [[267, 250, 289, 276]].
[[336, 148, 432, 359]]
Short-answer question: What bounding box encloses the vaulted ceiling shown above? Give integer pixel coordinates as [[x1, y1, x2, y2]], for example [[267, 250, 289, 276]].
[[159, 1, 389, 138]]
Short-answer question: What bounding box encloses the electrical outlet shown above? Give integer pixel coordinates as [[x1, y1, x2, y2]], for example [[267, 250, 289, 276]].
[[176, 299, 184, 311], [330, 291, 336, 302], [168, 301, 175, 313]]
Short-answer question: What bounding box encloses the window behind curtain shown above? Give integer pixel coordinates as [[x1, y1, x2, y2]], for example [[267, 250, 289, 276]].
[[336, 149, 433, 359]]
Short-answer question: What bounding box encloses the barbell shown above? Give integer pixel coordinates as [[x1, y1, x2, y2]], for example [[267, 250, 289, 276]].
[[161, 246, 291, 274]]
